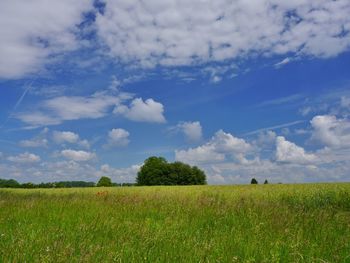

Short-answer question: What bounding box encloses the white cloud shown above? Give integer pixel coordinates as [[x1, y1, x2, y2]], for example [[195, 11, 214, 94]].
[[174, 127, 350, 184], [96, 0, 350, 68], [7, 152, 41, 163], [2, 0, 350, 79], [176, 145, 225, 164], [245, 120, 305, 135], [15, 91, 132, 127], [61, 149, 96, 162], [311, 115, 350, 148], [53, 131, 90, 148], [0, 0, 93, 79], [106, 128, 130, 147], [45, 94, 119, 120], [253, 130, 277, 150], [274, 57, 292, 68], [173, 121, 203, 142], [114, 98, 166, 123], [15, 111, 61, 126], [19, 128, 49, 148], [19, 138, 48, 148], [53, 131, 79, 144], [275, 136, 317, 164], [176, 130, 252, 164]]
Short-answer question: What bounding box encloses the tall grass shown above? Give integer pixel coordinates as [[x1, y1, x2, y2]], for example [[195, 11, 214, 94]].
[[0, 183, 349, 262]]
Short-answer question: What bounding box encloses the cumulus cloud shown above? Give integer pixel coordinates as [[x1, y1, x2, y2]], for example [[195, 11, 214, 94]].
[[275, 136, 317, 164], [96, 0, 350, 68], [311, 115, 350, 148], [176, 145, 226, 164], [7, 152, 41, 163], [174, 127, 350, 184], [53, 131, 90, 148], [53, 131, 79, 144], [255, 130, 277, 146], [175, 130, 252, 164], [61, 149, 96, 162], [114, 98, 166, 123], [106, 128, 130, 147], [0, 0, 92, 79], [172, 121, 203, 142]]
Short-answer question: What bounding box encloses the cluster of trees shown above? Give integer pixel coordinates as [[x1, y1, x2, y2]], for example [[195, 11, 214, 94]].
[[251, 178, 269, 184], [0, 178, 21, 188], [136, 157, 207, 185]]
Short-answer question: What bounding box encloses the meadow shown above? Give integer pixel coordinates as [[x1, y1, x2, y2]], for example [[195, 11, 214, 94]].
[[0, 183, 349, 262]]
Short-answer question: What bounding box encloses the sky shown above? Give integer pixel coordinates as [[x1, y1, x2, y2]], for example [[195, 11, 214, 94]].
[[0, 0, 350, 184]]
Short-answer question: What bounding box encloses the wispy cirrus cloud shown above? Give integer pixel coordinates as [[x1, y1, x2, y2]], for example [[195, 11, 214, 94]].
[[244, 120, 306, 136]]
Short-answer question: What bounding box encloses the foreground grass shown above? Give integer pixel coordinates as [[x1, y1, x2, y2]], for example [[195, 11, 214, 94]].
[[0, 184, 350, 262]]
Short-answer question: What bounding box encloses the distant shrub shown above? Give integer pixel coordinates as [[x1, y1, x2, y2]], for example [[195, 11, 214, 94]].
[[97, 176, 113, 187], [251, 178, 258, 184], [264, 179, 269, 184], [137, 156, 206, 186]]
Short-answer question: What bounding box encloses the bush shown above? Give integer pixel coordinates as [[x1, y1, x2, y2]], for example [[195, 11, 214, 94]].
[[137, 157, 206, 186], [251, 178, 258, 184]]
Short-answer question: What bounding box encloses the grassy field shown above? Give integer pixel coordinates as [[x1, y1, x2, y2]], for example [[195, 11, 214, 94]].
[[0, 184, 350, 262]]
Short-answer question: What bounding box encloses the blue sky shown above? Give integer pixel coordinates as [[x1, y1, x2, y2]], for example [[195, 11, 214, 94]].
[[1, 0, 350, 184]]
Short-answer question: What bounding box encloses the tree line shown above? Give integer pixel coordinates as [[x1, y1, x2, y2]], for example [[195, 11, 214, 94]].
[[0, 178, 136, 189], [0, 157, 207, 188]]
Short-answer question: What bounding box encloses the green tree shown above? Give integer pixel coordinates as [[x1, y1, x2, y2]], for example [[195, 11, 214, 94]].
[[136, 157, 169, 185], [0, 178, 20, 188], [191, 166, 207, 185], [264, 179, 269, 184], [137, 157, 206, 186], [251, 178, 258, 184], [97, 176, 112, 187]]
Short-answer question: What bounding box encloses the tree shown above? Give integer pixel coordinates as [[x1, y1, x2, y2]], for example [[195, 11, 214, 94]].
[[137, 156, 206, 186], [264, 179, 269, 184], [251, 178, 258, 184], [97, 176, 112, 187], [137, 157, 169, 185], [0, 178, 20, 188]]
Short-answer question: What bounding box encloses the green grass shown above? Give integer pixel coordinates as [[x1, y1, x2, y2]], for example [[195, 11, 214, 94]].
[[0, 183, 350, 262]]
